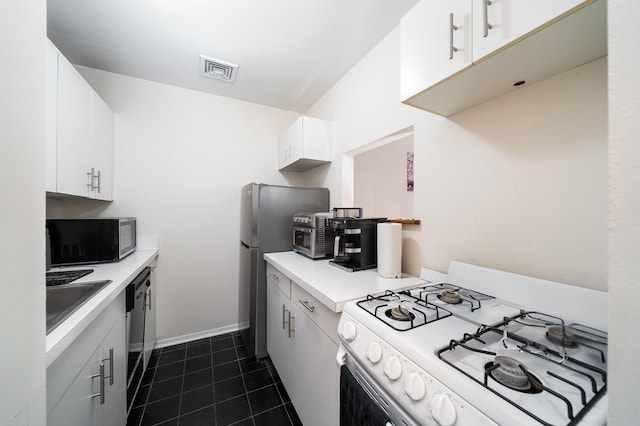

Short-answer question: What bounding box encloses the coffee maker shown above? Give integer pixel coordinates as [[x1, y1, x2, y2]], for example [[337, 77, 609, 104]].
[[329, 213, 386, 272]]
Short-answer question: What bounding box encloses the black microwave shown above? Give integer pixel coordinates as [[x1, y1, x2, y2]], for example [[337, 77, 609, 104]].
[[46, 218, 136, 266]]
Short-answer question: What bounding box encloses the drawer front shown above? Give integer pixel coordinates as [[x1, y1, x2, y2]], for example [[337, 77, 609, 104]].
[[291, 283, 340, 345], [266, 263, 290, 298]]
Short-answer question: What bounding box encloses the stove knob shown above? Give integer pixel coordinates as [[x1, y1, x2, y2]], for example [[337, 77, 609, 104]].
[[366, 341, 383, 364], [383, 356, 402, 381], [340, 321, 357, 342], [404, 373, 426, 401], [430, 393, 457, 426]]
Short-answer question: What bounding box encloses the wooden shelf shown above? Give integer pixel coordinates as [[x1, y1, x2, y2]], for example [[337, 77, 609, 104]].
[[386, 219, 421, 225]]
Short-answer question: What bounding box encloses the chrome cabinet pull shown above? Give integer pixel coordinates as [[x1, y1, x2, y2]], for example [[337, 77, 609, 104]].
[[483, 0, 493, 37], [86, 167, 101, 192], [288, 313, 294, 338], [101, 348, 114, 386], [298, 299, 315, 313], [449, 13, 459, 60], [91, 362, 106, 404], [270, 273, 280, 282], [146, 289, 152, 310], [282, 304, 288, 330], [86, 168, 95, 189]]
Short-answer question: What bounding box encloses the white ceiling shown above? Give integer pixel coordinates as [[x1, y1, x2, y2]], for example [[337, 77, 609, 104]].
[[47, 0, 418, 113]]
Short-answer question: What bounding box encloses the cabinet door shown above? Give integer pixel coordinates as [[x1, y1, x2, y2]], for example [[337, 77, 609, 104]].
[[472, 0, 591, 61], [278, 117, 303, 170], [143, 265, 157, 369], [89, 92, 113, 201], [266, 277, 293, 388], [291, 304, 340, 426], [47, 350, 99, 426], [401, 0, 472, 101], [99, 314, 127, 426], [56, 55, 91, 197], [46, 40, 58, 193]]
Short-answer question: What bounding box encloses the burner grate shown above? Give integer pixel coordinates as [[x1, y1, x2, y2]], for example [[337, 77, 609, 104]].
[[437, 311, 608, 425], [46, 269, 93, 286], [356, 290, 451, 331]]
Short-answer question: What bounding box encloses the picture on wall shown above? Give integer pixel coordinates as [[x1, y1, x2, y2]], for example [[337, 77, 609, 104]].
[[407, 152, 414, 192]]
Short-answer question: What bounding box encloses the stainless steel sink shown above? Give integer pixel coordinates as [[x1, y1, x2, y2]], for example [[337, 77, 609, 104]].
[[46, 280, 111, 334]]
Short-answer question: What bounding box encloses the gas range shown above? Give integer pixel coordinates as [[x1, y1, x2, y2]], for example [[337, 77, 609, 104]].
[[337, 261, 608, 426]]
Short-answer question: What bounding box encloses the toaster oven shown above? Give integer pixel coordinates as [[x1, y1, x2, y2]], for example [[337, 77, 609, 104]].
[[292, 212, 333, 259]]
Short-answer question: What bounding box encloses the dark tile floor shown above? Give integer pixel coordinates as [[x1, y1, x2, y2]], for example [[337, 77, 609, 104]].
[[127, 331, 303, 426]]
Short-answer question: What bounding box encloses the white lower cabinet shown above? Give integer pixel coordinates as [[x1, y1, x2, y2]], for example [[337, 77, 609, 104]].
[[47, 292, 126, 426], [290, 303, 339, 426], [266, 274, 293, 387], [266, 265, 340, 426]]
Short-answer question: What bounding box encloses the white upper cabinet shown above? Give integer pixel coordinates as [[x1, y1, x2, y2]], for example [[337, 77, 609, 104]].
[[400, 0, 472, 101], [56, 49, 92, 198], [401, 0, 606, 117], [47, 39, 114, 200], [278, 116, 331, 172]]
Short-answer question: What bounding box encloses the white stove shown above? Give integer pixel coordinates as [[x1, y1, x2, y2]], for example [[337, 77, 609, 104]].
[[337, 261, 608, 426]]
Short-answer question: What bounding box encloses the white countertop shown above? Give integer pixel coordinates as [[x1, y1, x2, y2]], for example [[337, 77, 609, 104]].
[[45, 246, 159, 367], [264, 251, 425, 313]]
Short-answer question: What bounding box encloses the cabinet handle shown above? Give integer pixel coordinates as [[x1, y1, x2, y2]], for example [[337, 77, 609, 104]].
[[483, 0, 493, 37], [146, 289, 152, 310], [282, 304, 288, 330], [298, 299, 315, 313], [86, 167, 101, 192], [449, 13, 459, 60], [86, 167, 95, 189], [288, 313, 294, 338], [270, 273, 280, 282], [101, 347, 114, 386], [91, 362, 106, 405]]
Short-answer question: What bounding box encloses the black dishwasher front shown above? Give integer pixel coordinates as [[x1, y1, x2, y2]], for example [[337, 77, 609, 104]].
[[125, 267, 150, 414]]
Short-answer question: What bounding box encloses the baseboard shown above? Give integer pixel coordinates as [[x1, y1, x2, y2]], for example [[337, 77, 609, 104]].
[[154, 322, 249, 349]]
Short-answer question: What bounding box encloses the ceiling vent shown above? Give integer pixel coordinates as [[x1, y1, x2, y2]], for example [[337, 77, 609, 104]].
[[200, 55, 238, 83]]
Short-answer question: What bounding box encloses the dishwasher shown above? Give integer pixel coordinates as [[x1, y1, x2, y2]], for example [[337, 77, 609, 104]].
[[125, 267, 151, 414]]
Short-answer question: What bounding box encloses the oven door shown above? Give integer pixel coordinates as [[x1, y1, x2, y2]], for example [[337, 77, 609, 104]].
[[341, 349, 418, 426], [293, 226, 316, 258], [341, 365, 391, 426]]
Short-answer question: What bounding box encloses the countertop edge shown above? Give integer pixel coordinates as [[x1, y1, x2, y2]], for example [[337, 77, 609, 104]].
[[264, 251, 425, 314], [45, 248, 159, 367]]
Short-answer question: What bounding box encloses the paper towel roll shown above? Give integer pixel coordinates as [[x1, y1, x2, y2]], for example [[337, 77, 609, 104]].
[[377, 223, 402, 278]]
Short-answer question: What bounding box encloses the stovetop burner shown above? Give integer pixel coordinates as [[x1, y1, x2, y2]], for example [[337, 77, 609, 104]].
[[438, 290, 462, 304], [386, 306, 415, 322], [486, 356, 542, 393], [546, 326, 579, 347]]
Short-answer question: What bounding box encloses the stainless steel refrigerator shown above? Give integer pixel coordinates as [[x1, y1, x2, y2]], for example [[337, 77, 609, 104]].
[[239, 183, 329, 359]]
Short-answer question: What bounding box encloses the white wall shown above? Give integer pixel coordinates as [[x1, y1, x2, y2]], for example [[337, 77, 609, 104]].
[[49, 68, 304, 342], [307, 27, 608, 291], [608, 1, 640, 424], [0, 0, 47, 424]]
